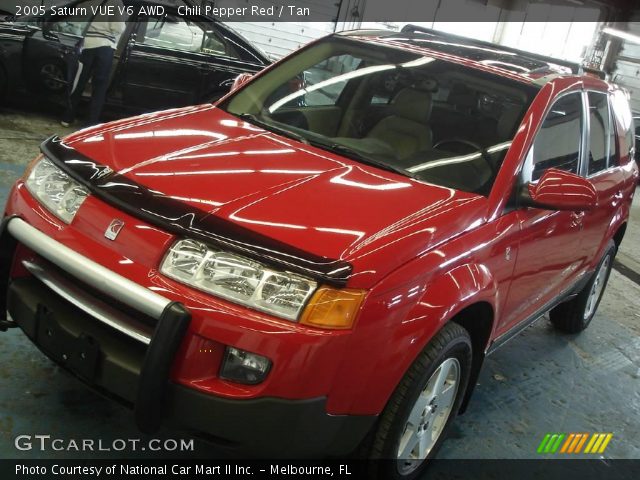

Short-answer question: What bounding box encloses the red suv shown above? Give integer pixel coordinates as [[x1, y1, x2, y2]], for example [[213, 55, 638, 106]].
[[1, 27, 637, 478]]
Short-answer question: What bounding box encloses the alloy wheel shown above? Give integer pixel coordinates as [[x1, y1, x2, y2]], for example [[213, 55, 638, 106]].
[[397, 357, 460, 474], [584, 255, 610, 320]]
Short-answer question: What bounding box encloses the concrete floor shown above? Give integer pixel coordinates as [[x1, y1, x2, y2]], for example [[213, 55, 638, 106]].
[[0, 105, 639, 462]]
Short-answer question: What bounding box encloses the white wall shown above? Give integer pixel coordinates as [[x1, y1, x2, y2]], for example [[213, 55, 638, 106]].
[[225, 21, 336, 61], [361, 0, 600, 64], [610, 19, 640, 113], [497, 3, 600, 62], [220, 0, 340, 60]]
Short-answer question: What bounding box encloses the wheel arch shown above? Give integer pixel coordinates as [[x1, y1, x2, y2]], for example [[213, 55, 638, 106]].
[[613, 222, 627, 250], [328, 261, 499, 416], [386, 262, 498, 416], [588, 199, 629, 272], [450, 301, 494, 414]]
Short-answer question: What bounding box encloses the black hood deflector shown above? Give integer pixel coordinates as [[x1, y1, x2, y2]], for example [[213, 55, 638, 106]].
[[41, 136, 352, 286]]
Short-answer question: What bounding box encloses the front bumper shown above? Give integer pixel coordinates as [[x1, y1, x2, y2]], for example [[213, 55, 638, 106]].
[[2, 216, 190, 433], [0, 217, 375, 456]]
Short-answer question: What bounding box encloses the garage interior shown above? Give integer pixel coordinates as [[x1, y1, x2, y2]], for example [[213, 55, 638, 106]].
[[0, 0, 639, 464]]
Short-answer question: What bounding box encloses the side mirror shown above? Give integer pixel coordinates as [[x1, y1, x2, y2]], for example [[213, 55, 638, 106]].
[[519, 168, 597, 211], [42, 21, 58, 40], [231, 73, 253, 92]]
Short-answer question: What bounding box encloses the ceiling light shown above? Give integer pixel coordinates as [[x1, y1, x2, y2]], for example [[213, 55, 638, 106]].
[[602, 27, 640, 45]]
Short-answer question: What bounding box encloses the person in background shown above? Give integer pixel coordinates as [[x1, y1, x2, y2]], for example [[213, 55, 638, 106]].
[[61, 0, 126, 127]]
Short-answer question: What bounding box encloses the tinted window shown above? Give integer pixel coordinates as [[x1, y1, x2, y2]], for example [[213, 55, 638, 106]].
[[611, 89, 634, 159], [50, 20, 87, 36], [48, 1, 130, 37], [139, 16, 239, 58], [587, 92, 610, 175], [608, 96, 619, 167], [531, 92, 582, 181], [48, 0, 93, 35]]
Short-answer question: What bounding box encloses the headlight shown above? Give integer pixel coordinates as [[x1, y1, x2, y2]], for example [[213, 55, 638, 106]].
[[161, 239, 317, 321], [25, 157, 89, 223]]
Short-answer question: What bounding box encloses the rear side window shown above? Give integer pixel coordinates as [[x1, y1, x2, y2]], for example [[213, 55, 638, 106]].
[[608, 95, 619, 167], [587, 92, 610, 175], [530, 92, 583, 181], [138, 16, 240, 59], [611, 89, 633, 159]]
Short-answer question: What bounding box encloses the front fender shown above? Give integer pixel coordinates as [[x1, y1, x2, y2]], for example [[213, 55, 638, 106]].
[[325, 259, 498, 415], [414, 263, 497, 330], [596, 160, 636, 265]]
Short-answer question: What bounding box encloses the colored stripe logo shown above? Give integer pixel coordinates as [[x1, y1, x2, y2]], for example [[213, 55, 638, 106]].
[[537, 433, 613, 454]]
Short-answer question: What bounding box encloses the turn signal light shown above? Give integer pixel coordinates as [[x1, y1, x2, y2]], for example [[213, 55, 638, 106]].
[[300, 287, 366, 329]]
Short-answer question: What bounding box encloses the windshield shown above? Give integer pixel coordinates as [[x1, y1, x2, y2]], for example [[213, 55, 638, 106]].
[[9, 14, 38, 26], [220, 36, 537, 195]]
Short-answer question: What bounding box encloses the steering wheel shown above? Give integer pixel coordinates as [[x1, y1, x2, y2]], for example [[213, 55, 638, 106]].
[[432, 138, 496, 175]]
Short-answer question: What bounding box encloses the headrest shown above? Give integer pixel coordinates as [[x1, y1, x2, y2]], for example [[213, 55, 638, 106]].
[[448, 84, 476, 111], [497, 105, 522, 140], [392, 88, 433, 123]]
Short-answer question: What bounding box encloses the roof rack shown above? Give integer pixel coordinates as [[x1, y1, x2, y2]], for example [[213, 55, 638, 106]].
[[400, 24, 585, 75], [579, 66, 606, 80]]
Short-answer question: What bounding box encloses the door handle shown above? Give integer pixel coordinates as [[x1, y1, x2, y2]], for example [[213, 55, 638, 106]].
[[612, 190, 624, 207], [570, 211, 585, 229]]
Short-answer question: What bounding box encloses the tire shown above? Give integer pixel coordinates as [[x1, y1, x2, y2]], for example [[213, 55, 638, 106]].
[[37, 61, 66, 93], [368, 322, 472, 480], [549, 240, 616, 334]]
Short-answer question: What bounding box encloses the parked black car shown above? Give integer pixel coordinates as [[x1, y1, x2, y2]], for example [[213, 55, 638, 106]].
[[0, 0, 269, 114]]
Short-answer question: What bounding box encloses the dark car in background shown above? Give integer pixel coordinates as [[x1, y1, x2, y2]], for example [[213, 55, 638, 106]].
[[0, 0, 269, 115]]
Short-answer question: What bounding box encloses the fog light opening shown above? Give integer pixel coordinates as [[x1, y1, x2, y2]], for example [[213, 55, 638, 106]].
[[219, 347, 271, 385]]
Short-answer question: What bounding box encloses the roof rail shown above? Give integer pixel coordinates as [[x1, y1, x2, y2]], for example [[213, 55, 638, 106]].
[[579, 66, 606, 80], [400, 24, 581, 74]]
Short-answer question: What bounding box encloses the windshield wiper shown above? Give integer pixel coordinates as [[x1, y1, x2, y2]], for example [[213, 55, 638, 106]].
[[238, 113, 309, 145], [307, 139, 415, 179], [238, 113, 412, 178]]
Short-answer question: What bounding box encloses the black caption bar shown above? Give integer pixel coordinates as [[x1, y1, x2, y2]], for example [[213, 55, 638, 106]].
[[4, 0, 636, 22], [2, 460, 640, 480]]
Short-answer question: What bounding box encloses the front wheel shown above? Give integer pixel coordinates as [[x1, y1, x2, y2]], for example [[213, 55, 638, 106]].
[[37, 61, 66, 93], [368, 322, 472, 479], [550, 240, 615, 333]]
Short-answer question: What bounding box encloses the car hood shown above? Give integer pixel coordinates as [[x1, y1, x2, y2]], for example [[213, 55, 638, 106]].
[[65, 105, 487, 287]]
